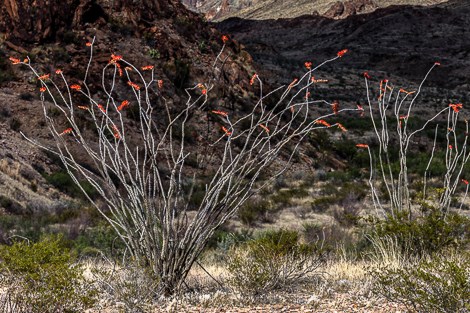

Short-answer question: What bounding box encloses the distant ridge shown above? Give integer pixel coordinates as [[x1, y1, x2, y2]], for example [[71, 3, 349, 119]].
[[182, 0, 449, 21]]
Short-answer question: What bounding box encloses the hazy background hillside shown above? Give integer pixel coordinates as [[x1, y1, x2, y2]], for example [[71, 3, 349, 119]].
[[182, 0, 449, 21]]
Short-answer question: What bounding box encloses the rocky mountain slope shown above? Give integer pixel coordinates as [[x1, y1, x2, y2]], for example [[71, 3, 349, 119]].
[[182, 0, 448, 21], [0, 0, 255, 218], [217, 0, 470, 112]]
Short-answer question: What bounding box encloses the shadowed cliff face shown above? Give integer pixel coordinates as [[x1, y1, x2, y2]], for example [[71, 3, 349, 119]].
[[217, 1, 470, 107]]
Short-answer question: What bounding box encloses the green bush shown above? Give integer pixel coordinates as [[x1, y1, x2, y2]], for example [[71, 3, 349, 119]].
[[373, 252, 470, 313], [369, 210, 470, 257], [0, 235, 96, 312], [238, 199, 273, 225], [227, 229, 323, 294]]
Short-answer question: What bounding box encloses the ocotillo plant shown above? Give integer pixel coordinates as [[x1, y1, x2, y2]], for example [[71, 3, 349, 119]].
[[12, 39, 358, 295], [357, 64, 469, 220]]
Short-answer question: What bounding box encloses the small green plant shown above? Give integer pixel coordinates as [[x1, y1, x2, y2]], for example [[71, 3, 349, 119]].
[[148, 48, 160, 59], [227, 229, 323, 294], [0, 235, 96, 312], [373, 252, 470, 313]]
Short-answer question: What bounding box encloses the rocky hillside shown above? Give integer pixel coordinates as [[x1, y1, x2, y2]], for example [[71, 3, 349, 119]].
[[0, 0, 255, 216], [217, 0, 470, 113], [182, 0, 448, 21]]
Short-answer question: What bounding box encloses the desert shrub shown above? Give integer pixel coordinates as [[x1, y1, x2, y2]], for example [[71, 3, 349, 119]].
[[238, 198, 273, 225], [0, 235, 96, 313], [373, 252, 470, 313], [302, 222, 359, 254], [43, 170, 98, 200], [369, 210, 470, 257], [227, 229, 323, 294]]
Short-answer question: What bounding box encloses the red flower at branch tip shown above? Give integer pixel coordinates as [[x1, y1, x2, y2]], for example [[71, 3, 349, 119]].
[[250, 73, 258, 86], [400, 115, 408, 120], [221, 126, 232, 136], [97, 104, 106, 113], [77, 106, 89, 110], [222, 35, 229, 43], [288, 78, 298, 89], [141, 65, 154, 71], [9, 57, 20, 64], [435, 62, 441, 66], [157, 80, 163, 89], [259, 124, 270, 134], [356, 143, 369, 148], [112, 125, 120, 139], [337, 123, 347, 132], [462, 179, 469, 185], [118, 100, 130, 111], [449, 145, 453, 150], [70, 84, 81, 91], [202, 89, 207, 95], [449, 103, 463, 113], [363, 72, 371, 79], [314, 120, 331, 127], [211, 110, 228, 117], [331, 101, 339, 114], [59, 128, 73, 136], [127, 81, 140, 91], [337, 49, 348, 58], [86, 42, 92, 47], [23, 59, 28, 63], [110, 54, 122, 62], [304, 62, 312, 70], [55, 69, 63, 75], [39, 87, 46, 93], [38, 74, 50, 81]]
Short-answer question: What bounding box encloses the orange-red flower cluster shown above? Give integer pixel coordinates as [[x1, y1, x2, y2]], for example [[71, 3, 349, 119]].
[[59, 128, 73, 136], [127, 81, 140, 91], [337, 49, 348, 58], [70, 84, 81, 91], [9, 57, 20, 64], [118, 100, 130, 111], [363, 72, 371, 79], [314, 120, 331, 127], [157, 80, 163, 89], [38, 74, 50, 81], [141, 65, 154, 71], [449, 145, 453, 150], [97, 104, 106, 113], [221, 126, 231, 136], [77, 106, 89, 110], [288, 78, 298, 89], [331, 101, 339, 114], [110, 54, 122, 63], [337, 123, 347, 132], [39, 87, 46, 93], [222, 35, 229, 43], [86, 42, 92, 47], [259, 124, 270, 133], [399, 88, 415, 95], [212, 110, 228, 117], [356, 143, 369, 148], [449, 103, 463, 113], [462, 178, 469, 185], [304, 62, 312, 70], [435, 62, 441, 66], [55, 69, 63, 75], [112, 125, 120, 139], [250, 73, 258, 86]]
